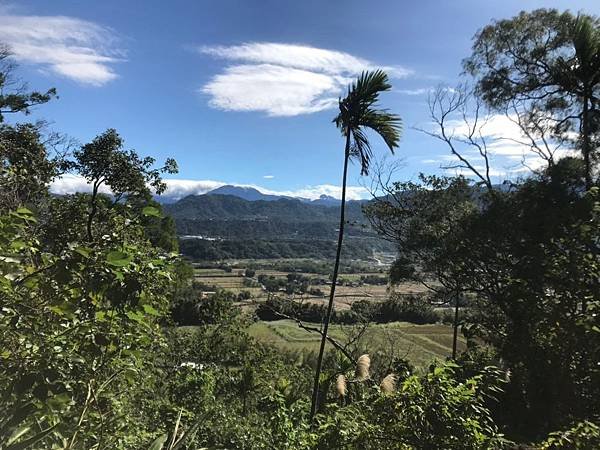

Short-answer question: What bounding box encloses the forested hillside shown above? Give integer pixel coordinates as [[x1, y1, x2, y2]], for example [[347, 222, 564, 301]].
[[164, 194, 365, 226], [165, 194, 396, 260]]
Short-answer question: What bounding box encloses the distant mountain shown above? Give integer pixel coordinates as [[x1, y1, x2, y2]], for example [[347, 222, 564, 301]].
[[203, 185, 365, 206], [164, 194, 366, 223], [311, 194, 340, 206], [206, 185, 291, 202]]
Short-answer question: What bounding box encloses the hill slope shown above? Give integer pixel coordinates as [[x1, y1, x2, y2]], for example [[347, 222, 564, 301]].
[[163, 194, 394, 261]]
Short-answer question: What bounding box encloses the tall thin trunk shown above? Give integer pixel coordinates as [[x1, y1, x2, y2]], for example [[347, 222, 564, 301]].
[[582, 89, 592, 314], [582, 88, 593, 191], [310, 132, 351, 420], [86, 183, 99, 242], [452, 293, 460, 360]]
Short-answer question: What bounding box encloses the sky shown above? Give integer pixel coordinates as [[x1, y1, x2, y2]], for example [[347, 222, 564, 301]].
[[2, 0, 599, 200]]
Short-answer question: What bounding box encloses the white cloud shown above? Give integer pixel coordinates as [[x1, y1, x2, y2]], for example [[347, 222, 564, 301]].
[[396, 87, 431, 96], [49, 173, 112, 195], [161, 179, 227, 198], [0, 14, 124, 86], [49, 175, 368, 201], [422, 113, 576, 177], [198, 42, 412, 116], [257, 184, 368, 201], [203, 64, 340, 116], [263, 175, 275, 179], [201, 42, 368, 75]]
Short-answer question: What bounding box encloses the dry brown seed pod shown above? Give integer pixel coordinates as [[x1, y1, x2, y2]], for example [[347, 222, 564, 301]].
[[380, 373, 397, 394], [336, 374, 347, 397], [355, 354, 371, 381]]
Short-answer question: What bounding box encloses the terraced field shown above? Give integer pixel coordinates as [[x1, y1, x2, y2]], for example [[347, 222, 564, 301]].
[[247, 320, 465, 368], [191, 266, 457, 368]]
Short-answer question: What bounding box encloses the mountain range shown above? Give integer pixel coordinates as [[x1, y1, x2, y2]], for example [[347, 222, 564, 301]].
[[204, 185, 344, 206], [162, 186, 393, 261]]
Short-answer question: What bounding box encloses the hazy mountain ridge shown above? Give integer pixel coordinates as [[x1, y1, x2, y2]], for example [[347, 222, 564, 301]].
[[205, 184, 349, 205], [162, 191, 394, 259], [164, 193, 367, 223]]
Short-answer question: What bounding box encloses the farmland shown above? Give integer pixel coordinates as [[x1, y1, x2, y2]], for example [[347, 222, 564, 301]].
[[247, 320, 465, 368], [187, 260, 463, 369], [192, 261, 426, 309]]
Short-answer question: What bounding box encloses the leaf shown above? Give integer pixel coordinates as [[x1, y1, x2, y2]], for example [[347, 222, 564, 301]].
[[13, 208, 36, 222], [6, 425, 30, 446], [142, 206, 161, 217], [106, 251, 132, 267], [5, 424, 58, 450], [74, 246, 92, 258], [148, 433, 168, 450], [171, 420, 203, 450], [47, 393, 72, 411], [142, 304, 159, 316], [10, 240, 27, 251]]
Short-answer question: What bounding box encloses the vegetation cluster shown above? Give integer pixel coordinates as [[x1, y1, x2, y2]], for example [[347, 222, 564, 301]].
[[1, 9, 600, 449]]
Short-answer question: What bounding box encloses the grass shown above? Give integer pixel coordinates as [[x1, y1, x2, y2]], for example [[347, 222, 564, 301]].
[[247, 319, 465, 368], [191, 265, 458, 368]]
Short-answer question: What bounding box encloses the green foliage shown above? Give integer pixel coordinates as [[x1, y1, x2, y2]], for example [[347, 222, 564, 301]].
[[0, 123, 62, 212], [366, 161, 600, 437], [465, 8, 600, 186], [71, 128, 177, 200], [333, 70, 402, 175], [179, 236, 391, 261], [0, 207, 176, 448], [540, 421, 600, 449], [314, 363, 508, 449], [352, 294, 440, 325]]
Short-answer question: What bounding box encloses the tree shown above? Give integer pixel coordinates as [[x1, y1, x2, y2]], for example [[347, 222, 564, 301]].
[[310, 70, 401, 419], [0, 44, 56, 122], [464, 9, 600, 189], [0, 206, 177, 449], [70, 129, 178, 241], [365, 173, 477, 359], [0, 123, 60, 212]]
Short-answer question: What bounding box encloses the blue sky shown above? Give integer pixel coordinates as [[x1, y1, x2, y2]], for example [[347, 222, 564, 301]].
[[2, 0, 599, 200]]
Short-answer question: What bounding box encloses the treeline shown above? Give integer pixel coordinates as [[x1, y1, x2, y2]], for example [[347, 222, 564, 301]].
[[175, 217, 373, 239], [164, 193, 366, 222], [179, 236, 392, 260], [256, 294, 443, 325], [196, 258, 386, 276]]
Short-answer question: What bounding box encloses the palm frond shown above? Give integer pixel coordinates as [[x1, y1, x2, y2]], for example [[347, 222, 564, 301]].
[[360, 109, 402, 152], [573, 15, 600, 63], [333, 70, 402, 175], [351, 128, 372, 175]]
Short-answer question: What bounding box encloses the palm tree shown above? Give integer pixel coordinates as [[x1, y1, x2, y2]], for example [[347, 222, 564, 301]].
[[571, 14, 600, 191], [309, 70, 401, 419]]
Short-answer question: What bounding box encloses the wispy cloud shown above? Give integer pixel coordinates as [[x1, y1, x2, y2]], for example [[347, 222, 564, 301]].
[[258, 183, 368, 201], [198, 42, 412, 117], [50, 175, 368, 201], [0, 13, 124, 86], [422, 113, 576, 176], [396, 87, 431, 96], [263, 175, 275, 179], [49, 173, 113, 195]]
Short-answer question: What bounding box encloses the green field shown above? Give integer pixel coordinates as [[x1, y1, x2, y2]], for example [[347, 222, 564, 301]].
[[247, 319, 465, 368]]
